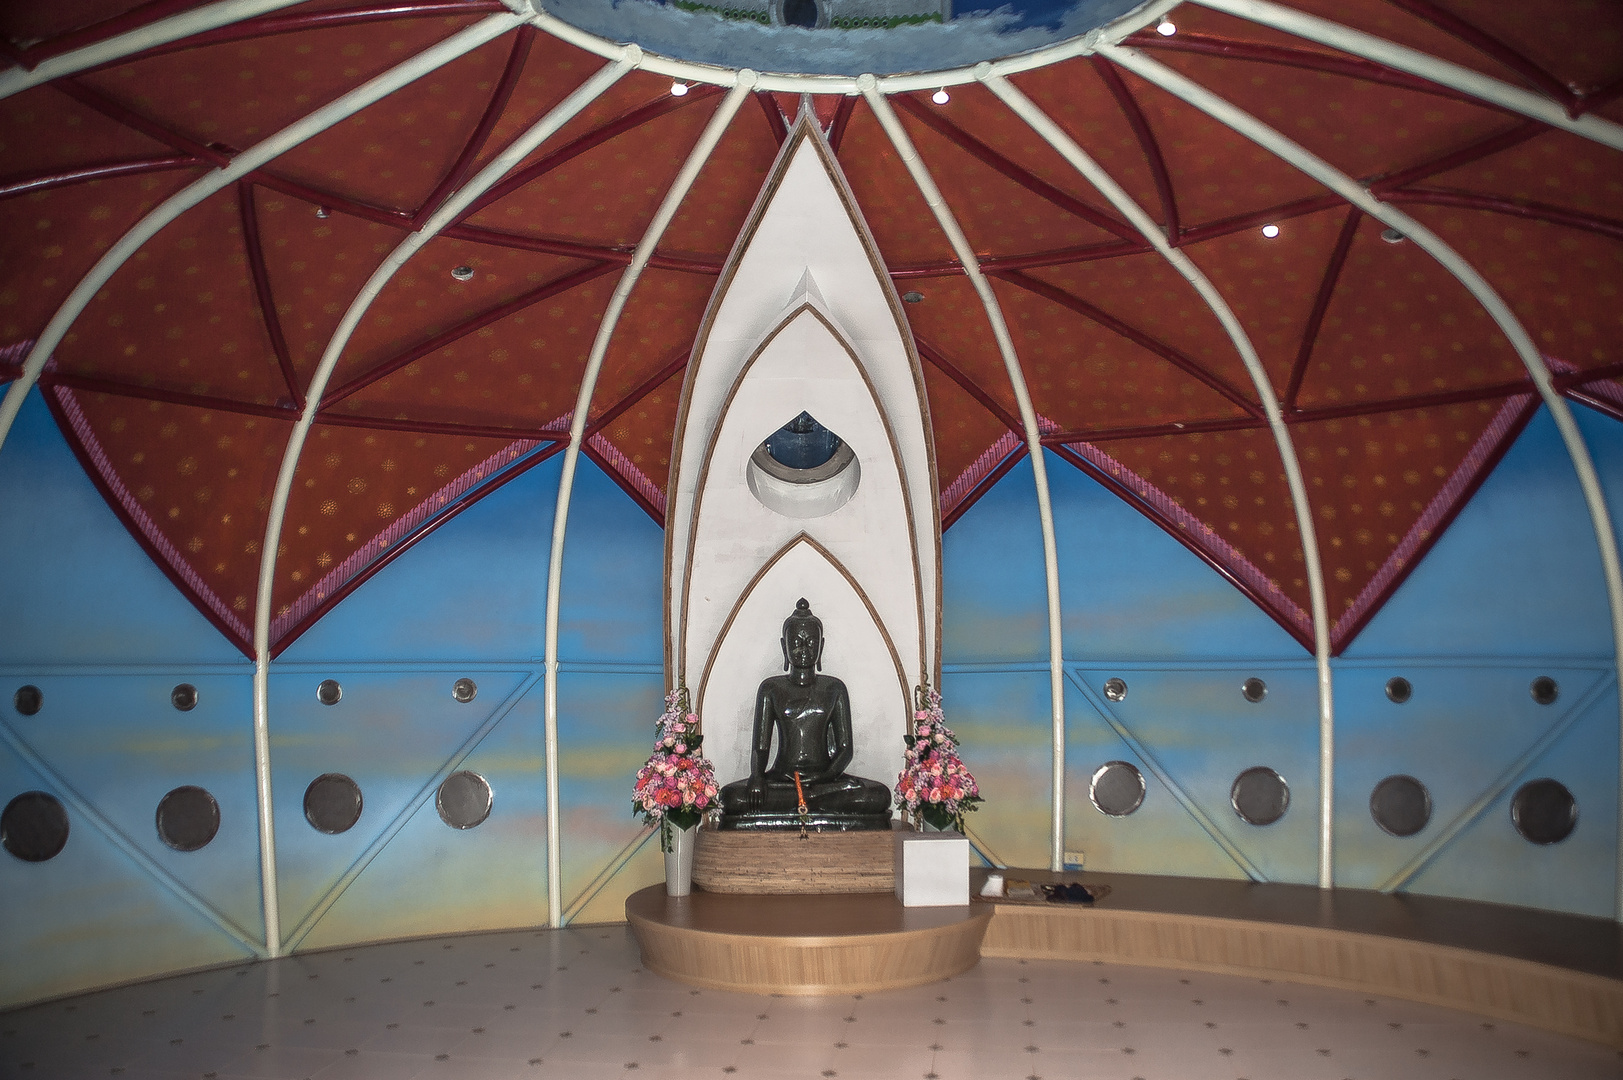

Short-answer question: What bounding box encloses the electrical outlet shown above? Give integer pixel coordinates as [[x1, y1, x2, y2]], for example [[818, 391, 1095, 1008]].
[[1063, 850, 1086, 869]]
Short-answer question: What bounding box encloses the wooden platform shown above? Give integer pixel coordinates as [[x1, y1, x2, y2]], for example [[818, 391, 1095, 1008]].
[[976, 868, 1623, 1049], [693, 824, 897, 894], [625, 886, 991, 995]]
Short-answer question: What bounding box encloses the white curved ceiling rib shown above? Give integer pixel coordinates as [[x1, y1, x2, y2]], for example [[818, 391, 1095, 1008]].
[[981, 69, 1336, 889], [246, 46, 642, 953], [0, 0, 309, 100], [539, 75, 756, 926], [861, 82, 1071, 874]]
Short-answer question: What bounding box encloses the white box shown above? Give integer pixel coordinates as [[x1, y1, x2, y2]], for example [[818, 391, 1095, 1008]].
[[894, 830, 969, 907]]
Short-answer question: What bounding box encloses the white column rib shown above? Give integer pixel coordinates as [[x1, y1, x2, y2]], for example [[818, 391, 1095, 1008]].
[[983, 67, 1336, 889], [542, 73, 757, 927], [860, 78, 1069, 872], [0, 0, 309, 100], [0, 12, 522, 453], [244, 34, 629, 958], [1105, 43, 1623, 916], [520, 0, 1179, 96], [1191, 0, 1623, 153]]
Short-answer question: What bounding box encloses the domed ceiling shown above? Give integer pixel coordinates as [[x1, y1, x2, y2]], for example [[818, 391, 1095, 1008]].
[[1, 0, 1619, 658]]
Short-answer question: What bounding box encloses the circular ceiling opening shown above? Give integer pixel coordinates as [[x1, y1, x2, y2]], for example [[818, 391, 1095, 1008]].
[[543, 0, 1151, 77], [747, 412, 861, 519]]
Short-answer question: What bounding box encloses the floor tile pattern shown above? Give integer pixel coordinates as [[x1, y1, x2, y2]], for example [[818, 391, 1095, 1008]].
[[3, 925, 1618, 1079]]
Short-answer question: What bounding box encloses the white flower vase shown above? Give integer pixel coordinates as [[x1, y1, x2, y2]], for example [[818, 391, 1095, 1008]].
[[665, 823, 696, 897]]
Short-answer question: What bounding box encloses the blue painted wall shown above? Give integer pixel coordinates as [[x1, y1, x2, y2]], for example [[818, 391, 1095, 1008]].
[[943, 409, 1619, 917], [3, 384, 1620, 1008]]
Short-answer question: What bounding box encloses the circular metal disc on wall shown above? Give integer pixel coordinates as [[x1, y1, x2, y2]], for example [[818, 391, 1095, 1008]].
[[436, 771, 492, 829], [1101, 677, 1127, 703], [1369, 774, 1431, 837], [1511, 778, 1577, 845], [1529, 676, 1558, 705], [2, 790, 69, 861], [304, 774, 363, 834], [155, 785, 220, 851], [1230, 766, 1289, 826], [452, 678, 477, 704], [1384, 676, 1412, 704], [316, 679, 342, 706], [170, 683, 198, 711], [13, 685, 42, 716], [1241, 677, 1267, 703], [1089, 761, 1145, 816]]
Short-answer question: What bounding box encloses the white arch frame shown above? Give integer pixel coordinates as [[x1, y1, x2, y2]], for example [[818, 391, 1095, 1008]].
[[1101, 42, 1623, 919], [981, 68, 1336, 889]]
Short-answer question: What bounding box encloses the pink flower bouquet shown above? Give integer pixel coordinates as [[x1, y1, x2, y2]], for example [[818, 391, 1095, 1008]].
[[632, 689, 718, 850], [895, 685, 983, 832]]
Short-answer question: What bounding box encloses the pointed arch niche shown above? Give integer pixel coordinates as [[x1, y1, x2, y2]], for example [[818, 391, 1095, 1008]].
[[667, 117, 940, 791]]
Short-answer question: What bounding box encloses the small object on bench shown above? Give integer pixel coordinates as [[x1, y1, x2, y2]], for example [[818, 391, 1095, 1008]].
[[979, 873, 1005, 898], [895, 829, 969, 907], [1041, 882, 1096, 904]]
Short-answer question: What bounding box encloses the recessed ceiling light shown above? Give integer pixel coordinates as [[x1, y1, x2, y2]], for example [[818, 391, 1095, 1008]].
[[671, 81, 689, 97], [1156, 20, 1176, 36], [1381, 227, 1406, 244], [932, 88, 949, 105], [1261, 224, 1280, 238], [451, 265, 474, 281], [902, 291, 924, 303], [314, 206, 329, 219]]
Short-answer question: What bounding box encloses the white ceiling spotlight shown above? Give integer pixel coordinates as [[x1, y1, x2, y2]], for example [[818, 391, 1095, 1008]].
[[1156, 20, 1176, 36], [451, 265, 475, 281], [1261, 224, 1281, 238], [671, 81, 689, 97], [932, 88, 949, 105]]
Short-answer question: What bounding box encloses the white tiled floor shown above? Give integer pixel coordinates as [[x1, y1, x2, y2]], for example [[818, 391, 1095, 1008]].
[[4, 925, 1619, 1079]]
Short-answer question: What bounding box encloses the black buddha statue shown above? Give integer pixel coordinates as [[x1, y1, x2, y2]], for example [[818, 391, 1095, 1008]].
[[717, 598, 893, 831]]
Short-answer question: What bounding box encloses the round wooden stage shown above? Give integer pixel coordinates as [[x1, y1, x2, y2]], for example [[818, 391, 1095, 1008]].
[[625, 886, 992, 995]]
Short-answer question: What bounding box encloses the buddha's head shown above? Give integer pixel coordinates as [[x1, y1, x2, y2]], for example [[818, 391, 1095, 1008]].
[[781, 597, 823, 672]]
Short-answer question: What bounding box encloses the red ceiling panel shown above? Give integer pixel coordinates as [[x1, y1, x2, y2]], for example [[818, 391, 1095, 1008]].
[[328, 233, 597, 393], [1109, 64, 1332, 228], [1424, 127, 1623, 224], [1400, 204, 1623, 375], [1021, 247, 1261, 403], [273, 422, 534, 620], [0, 84, 175, 180], [657, 100, 783, 262], [328, 265, 616, 427], [258, 28, 514, 214], [0, 167, 203, 346], [250, 185, 409, 394], [836, 100, 955, 271], [1002, 56, 1165, 230], [1149, 47, 1511, 184], [1287, 394, 1534, 646], [1294, 213, 1519, 409], [1179, 204, 1354, 395], [895, 87, 1133, 257], [988, 274, 1255, 434], [46, 384, 291, 650], [74, 12, 493, 160], [53, 186, 289, 403]]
